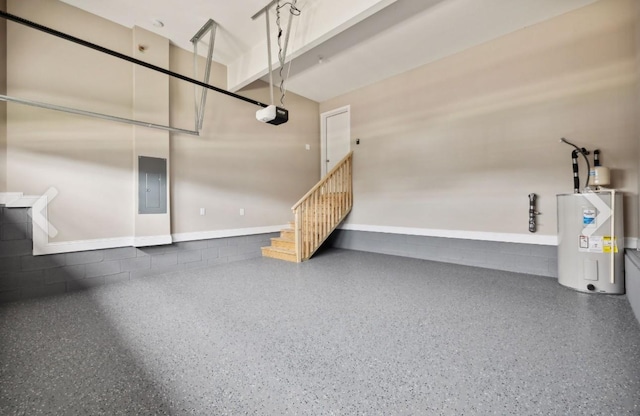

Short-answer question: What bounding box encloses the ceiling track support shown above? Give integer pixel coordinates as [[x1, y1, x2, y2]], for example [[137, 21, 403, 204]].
[[191, 19, 218, 132], [0, 94, 200, 136], [253, 2, 278, 106], [251, 0, 279, 20]]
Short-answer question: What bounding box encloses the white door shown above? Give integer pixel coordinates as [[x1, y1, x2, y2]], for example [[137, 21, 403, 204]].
[[321, 106, 351, 177]]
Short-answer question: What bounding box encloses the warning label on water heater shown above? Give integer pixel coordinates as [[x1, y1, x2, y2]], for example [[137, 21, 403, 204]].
[[578, 235, 618, 253], [582, 208, 597, 228]]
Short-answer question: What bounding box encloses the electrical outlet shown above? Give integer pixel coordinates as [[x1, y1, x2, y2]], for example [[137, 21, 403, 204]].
[[200, 208, 206, 216], [239, 208, 245, 216], [305, 144, 311, 150]]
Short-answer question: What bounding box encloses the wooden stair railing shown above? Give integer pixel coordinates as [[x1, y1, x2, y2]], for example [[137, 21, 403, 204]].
[[292, 151, 353, 262], [261, 151, 353, 262]]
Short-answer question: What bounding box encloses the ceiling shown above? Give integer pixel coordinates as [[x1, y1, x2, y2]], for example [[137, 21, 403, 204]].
[[59, 0, 598, 103]]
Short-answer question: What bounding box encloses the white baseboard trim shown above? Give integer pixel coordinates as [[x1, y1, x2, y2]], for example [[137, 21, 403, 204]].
[[339, 223, 559, 245], [0, 192, 24, 205], [7, 196, 40, 208], [34, 237, 135, 256], [0, 192, 41, 208], [1, 191, 284, 255], [31, 225, 286, 255], [338, 224, 640, 248], [133, 235, 173, 247], [172, 225, 285, 242], [30, 227, 285, 255], [7, 184, 634, 255], [31, 225, 635, 255]]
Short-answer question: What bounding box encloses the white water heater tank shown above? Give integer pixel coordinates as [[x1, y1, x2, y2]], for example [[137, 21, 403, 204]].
[[557, 191, 624, 294]]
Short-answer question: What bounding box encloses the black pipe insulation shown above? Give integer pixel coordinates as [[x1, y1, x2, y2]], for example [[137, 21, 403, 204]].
[[0, 11, 269, 109], [572, 150, 580, 194], [560, 138, 591, 192]]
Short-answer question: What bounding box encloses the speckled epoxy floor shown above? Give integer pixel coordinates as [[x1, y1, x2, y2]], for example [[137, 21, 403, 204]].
[[1, 249, 639, 415]]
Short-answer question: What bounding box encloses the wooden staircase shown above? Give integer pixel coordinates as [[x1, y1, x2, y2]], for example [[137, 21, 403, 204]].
[[261, 223, 297, 262], [262, 151, 353, 263]]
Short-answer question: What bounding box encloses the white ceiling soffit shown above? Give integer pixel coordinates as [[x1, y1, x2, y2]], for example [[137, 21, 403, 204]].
[[278, 0, 599, 102], [58, 0, 598, 103], [227, 0, 399, 93]]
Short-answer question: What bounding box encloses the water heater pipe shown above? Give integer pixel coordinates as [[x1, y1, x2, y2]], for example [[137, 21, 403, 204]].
[[571, 150, 580, 193], [560, 138, 591, 192], [611, 189, 616, 284]]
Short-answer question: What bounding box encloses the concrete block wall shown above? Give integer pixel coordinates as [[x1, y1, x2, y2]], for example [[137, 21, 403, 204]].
[[624, 251, 640, 326], [0, 206, 278, 303], [329, 230, 558, 277]]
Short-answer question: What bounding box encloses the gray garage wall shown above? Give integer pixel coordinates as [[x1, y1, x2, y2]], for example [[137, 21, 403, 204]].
[[329, 229, 557, 277], [0, 206, 277, 303], [625, 251, 640, 326]]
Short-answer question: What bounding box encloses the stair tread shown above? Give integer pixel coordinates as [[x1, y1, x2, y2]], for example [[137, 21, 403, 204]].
[[262, 245, 298, 263], [262, 246, 296, 254]]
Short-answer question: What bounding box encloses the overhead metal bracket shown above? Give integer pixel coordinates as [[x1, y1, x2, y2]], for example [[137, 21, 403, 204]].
[[253, 2, 277, 105], [191, 19, 218, 132], [0, 94, 200, 135], [0, 11, 277, 133]]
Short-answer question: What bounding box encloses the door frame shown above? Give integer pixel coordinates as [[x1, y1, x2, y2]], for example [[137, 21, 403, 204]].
[[320, 105, 351, 177]]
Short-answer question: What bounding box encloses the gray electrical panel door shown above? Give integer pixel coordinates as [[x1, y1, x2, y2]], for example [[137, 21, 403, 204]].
[[138, 156, 167, 214]]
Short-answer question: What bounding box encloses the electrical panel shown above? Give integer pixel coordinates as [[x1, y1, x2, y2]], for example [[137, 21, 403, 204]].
[[138, 156, 167, 214]]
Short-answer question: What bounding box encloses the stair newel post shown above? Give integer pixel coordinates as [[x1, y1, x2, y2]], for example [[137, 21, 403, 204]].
[[307, 189, 312, 254], [294, 207, 302, 262], [312, 189, 318, 255], [302, 200, 308, 260], [307, 197, 312, 259], [348, 155, 352, 208], [319, 187, 323, 250], [339, 164, 343, 217], [323, 181, 328, 233], [337, 167, 341, 221], [329, 174, 334, 228], [340, 161, 347, 214]]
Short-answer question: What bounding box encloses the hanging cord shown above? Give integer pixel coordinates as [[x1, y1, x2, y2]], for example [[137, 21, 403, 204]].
[[560, 138, 591, 191], [275, 0, 301, 107]]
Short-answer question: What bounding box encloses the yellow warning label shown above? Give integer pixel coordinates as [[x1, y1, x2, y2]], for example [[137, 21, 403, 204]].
[[603, 236, 619, 253]]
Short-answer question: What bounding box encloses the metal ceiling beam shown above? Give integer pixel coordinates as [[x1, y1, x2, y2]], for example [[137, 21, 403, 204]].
[[0, 94, 200, 136]]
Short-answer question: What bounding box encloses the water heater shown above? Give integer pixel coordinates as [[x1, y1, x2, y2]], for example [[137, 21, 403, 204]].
[[557, 190, 624, 294]]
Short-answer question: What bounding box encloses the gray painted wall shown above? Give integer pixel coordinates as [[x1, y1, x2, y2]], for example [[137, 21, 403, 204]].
[[329, 229, 557, 277], [624, 251, 640, 326], [0, 206, 277, 302]]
